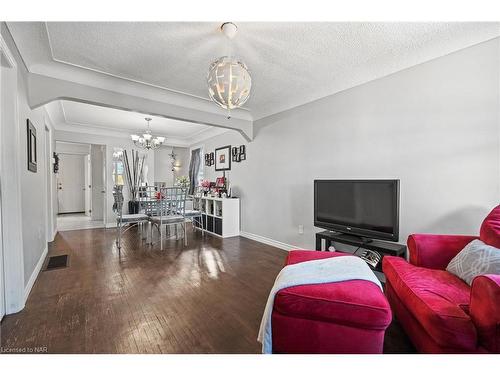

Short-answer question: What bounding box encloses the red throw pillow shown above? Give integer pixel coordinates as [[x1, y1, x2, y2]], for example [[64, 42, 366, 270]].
[[480, 205, 500, 248]]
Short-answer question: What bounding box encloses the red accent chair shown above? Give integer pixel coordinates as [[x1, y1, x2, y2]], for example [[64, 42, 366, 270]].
[[271, 250, 392, 354], [383, 205, 500, 353]]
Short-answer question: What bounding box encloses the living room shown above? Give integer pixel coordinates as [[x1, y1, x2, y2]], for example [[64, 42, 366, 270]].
[[1, 1, 499, 373]]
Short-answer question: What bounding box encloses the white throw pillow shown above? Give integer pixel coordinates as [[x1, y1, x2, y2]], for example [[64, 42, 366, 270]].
[[446, 239, 500, 286]]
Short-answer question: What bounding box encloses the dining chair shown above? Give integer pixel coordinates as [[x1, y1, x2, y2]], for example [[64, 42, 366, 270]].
[[185, 186, 204, 234], [112, 185, 149, 256], [149, 187, 187, 249]]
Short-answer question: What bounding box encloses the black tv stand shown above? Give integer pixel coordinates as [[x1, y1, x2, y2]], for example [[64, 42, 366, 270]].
[[315, 231, 406, 272]]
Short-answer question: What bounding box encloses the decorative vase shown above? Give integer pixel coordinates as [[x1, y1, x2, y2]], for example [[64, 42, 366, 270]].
[[128, 200, 140, 214]]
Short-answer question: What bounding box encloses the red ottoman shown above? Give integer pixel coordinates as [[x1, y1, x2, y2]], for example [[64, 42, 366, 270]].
[[271, 250, 392, 354]]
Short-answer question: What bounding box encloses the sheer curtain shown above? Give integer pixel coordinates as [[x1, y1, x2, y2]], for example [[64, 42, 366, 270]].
[[188, 148, 202, 195]]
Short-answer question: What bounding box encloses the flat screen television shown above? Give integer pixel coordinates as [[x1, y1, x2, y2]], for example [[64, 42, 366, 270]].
[[314, 179, 400, 242]]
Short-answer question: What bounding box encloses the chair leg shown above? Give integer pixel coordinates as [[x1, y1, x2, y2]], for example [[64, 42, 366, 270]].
[[116, 222, 119, 246], [117, 223, 122, 256], [160, 225, 164, 250], [184, 223, 187, 246]]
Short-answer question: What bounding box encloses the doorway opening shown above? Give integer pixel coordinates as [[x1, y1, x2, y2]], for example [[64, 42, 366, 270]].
[[55, 141, 106, 231]]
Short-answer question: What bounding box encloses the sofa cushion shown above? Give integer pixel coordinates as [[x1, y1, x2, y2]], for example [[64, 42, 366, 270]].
[[446, 239, 500, 286], [480, 205, 500, 248], [273, 251, 392, 330], [383, 256, 477, 350]]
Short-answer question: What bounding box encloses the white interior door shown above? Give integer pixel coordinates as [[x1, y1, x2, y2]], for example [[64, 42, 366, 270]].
[[84, 155, 92, 216], [0, 183, 4, 321], [57, 154, 86, 214]]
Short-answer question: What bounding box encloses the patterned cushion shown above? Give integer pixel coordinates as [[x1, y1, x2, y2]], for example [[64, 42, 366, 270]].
[[119, 213, 149, 223], [446, 239, 500, 285], [183, 210, 202, 217], [150, 215, 184, 223]]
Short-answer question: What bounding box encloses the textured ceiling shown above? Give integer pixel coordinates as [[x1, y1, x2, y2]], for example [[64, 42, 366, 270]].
[[8, 22, 500, 119], [58, 100, 214, 138]]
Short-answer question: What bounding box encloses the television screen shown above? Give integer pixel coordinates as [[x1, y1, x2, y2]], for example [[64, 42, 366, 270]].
[[314, 180, 399, 241]]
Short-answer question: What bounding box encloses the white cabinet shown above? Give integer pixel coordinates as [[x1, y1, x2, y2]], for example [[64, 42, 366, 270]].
[[194, 196, 240, 238]]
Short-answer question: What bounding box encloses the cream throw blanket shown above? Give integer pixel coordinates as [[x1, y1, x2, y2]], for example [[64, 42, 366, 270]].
[[257, 255, 383, 354]]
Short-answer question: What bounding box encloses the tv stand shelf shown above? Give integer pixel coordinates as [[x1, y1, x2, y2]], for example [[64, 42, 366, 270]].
[[315, 231, 407, 272]]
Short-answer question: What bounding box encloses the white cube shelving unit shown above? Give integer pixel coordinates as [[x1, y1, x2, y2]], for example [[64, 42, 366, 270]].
[[194, 196, 240, 238]]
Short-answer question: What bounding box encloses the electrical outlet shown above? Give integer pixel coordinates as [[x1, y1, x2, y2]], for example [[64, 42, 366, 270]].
[[298, 225, 304, 234]]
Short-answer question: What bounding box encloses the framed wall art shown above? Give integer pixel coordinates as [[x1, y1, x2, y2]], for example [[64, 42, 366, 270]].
[[215, 145, 231, 171], [27, 119, 37, 173]]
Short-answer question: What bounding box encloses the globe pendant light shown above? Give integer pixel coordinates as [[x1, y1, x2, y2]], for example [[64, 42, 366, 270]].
[[130, 118, 165, 150], [207, 22, 252, 118]]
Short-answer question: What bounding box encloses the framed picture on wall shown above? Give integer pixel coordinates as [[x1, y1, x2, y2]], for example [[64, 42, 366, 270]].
[[215, 145, 231, 171], [27, 119, 37, 173]]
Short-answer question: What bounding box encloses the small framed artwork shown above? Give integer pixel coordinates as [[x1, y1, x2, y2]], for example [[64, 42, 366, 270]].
[[239, 153, 246, 161], [216, 177, 225, 188], [27, 119, 37, 172], [239, 145, 246, 154], [215, 145, 231, 171]]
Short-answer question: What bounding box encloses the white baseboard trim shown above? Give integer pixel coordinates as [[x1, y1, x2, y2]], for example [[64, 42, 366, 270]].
[[24, 245, 48, 302], [240, 231, 300, 251], [51, 229, 58, 242], [105, 222, 117, 228]]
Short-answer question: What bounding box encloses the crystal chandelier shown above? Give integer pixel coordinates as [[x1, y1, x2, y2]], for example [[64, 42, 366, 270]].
[[130, 118, 165, 150], [207, 22, 252, 118]]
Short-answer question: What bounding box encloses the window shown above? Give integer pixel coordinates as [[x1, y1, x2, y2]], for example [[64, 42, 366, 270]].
[[112, 148, 125, 186], [196, 147, 204, 186], [188, 147, 203, 195]]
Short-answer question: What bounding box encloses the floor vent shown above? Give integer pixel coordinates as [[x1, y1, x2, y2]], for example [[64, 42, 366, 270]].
[[44, 255, 69, 271]]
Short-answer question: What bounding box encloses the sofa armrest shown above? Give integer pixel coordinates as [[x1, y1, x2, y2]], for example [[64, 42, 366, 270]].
[[470, 275, 500, 353], [407, 234, 478, 270]]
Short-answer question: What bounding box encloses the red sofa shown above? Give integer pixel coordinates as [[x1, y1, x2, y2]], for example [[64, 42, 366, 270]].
[[383, 205, 500, 353], [271, 250, 392, 354]]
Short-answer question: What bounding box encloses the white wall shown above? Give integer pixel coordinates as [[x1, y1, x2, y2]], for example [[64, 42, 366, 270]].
[[174, 147, 190, 180], [154, 146, 175, 185], [90, 144, 105, 220], [193, 38, 500, 249], [1, 23, 57, 297], [18, 68, 56, 285], [154, 146, 191, 185], [54, 130, 155, 226]]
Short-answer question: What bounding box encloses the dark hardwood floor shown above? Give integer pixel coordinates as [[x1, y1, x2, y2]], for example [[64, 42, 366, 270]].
[[0, 226, 415, 354]]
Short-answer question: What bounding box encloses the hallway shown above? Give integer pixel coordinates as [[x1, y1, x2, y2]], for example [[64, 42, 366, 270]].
[[57, 213, 104, 231]]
